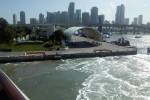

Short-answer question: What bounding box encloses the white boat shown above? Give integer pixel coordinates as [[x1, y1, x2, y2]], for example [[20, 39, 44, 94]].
[[103, 34, 110, 38], [135, 35, 141, 38]]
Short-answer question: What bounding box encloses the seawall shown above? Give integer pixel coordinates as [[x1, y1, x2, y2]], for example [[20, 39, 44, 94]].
[[0, 49, 137, 63]]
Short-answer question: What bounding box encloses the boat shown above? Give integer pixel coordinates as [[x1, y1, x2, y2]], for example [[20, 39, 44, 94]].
[[0, 70, 29, 100], [103, 34, 110, 38], [135, 35, 141, 38], [111, 37, 130, 46]]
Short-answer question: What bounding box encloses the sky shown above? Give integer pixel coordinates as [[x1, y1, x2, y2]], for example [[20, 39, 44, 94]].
[[0, 0, 150, 24]]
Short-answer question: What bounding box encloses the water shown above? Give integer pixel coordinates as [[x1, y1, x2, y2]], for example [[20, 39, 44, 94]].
[[1, 34, 150, 100]]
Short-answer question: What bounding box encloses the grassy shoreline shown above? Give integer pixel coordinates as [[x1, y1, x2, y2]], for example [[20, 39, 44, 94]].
[[0, 44, 48, 52]]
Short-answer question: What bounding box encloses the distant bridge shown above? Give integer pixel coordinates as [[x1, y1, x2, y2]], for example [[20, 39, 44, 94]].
[[10, 23, 150, 34]]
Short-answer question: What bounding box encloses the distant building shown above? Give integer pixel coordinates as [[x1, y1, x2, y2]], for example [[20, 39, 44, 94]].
[[82, 12, 90, 26], [104, 20, 110, 24], [133, 17, 138, 25], [68, 2, 75, 25], [115, 4, 125, 24], [98, 15, 105, 25], [91, 7, 98, 25], [46, 12, 60, 24], [39, 13, 45, 24], [138, 15, 143, 25], [60, 11, 69, 24], [30, 18, 37, 25], [147, 22, 150, 26], [46, 12, 52, 24], [75, 9, 81, 25], [124, 18, 129, 25], [13, 14, 17, 25], [112, 20, 115, 24], [20, 11, 26, 24]]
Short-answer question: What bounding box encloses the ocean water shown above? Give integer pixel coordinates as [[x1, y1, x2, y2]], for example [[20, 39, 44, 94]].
[[1, 34, 150, 100]]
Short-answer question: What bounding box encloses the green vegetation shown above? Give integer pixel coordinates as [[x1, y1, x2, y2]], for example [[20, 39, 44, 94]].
[[0, 44, 47, 51], [0, 18, 67, 52], [0, 18, 32, 45]]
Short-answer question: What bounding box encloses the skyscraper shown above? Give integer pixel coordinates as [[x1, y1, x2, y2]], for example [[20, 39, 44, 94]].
[[82, 12, 90, 26], [138, 15, 143, 25], [60, 11, 69, 24], [39, 13, 44, 24], [46, 11, 61, 24], [75, 9, 81, 25], [20, 11, 26, 24], [115, 4, 125, 24], [13, 14, 17, 25], [68, 2, 75, 25], [124, 18, 129, 25], [133, 17, 138, 25], [91, 7, 98, 25], [98, 15, 105, 25], [30, 18, 37, 25]]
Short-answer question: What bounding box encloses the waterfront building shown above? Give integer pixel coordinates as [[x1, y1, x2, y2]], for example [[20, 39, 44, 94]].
[[115, 4, 125, 24], [124, 18, 129, 25], [30, 18, 37, 25], [98, 15, 105, 25], [60, 11, 69, 24], [68, 2, 75, 25], [13, 14, 17, 25], [82, 12, 90, 26], [20, 11, 26, 24], [91, 7, 98, 25], [75, 9, 81, 25], [39, 13, 44, 24], [138, 15, 143, 25]]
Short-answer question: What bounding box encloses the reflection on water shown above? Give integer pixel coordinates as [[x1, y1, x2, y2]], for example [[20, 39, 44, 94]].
[[0, 34, 150, 100]]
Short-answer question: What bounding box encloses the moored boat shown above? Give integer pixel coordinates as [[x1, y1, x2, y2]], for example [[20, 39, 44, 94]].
[[135, 35, 141, 38]]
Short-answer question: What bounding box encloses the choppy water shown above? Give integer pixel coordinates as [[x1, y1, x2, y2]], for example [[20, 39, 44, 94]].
[[1, 34, 150, 100]]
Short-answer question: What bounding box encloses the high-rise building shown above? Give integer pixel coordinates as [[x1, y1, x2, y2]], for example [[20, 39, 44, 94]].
[[98, 15, 105, 25], [20, 11, 26, 24], [46, 12, 52, 24], [13, 14, 17, 25], [30, 18, 37, 25], [82, 12, 90, 26], [60, 11, 69, 24], [75, 9, 81, 25], [115, 4, 125, 24], [91, 7, 98, 25], [133, 17, 138, 25], [138, 15, 143, 25], [125, 18, 129, 25], [39, 13, 44, 24], [68, 2, 75, 25], [46, 12, 61, 24]]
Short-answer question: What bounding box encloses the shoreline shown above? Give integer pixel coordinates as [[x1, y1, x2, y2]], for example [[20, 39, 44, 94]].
[[0, 42, 137, 63]]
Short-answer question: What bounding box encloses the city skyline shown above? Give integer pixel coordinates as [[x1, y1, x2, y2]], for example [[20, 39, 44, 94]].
[[0, 0, 150, 24]]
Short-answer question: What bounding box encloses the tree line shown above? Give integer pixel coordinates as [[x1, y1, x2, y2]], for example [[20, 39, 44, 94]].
[[0, 18, 32, 44], [0, 18, 67, 48]]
